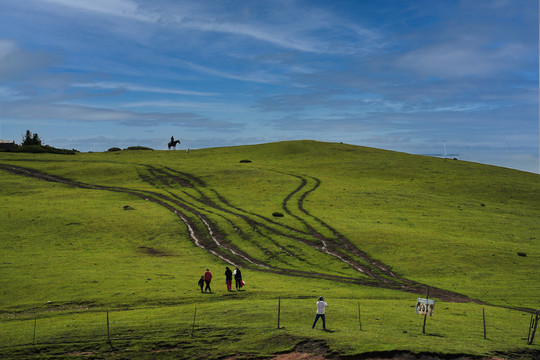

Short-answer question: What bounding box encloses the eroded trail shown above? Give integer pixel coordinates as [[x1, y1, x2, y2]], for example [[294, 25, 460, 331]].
[[0, 163, 480, 303]]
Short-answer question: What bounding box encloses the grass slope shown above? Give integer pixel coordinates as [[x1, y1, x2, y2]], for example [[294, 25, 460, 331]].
[[0, 140, 538, 359]]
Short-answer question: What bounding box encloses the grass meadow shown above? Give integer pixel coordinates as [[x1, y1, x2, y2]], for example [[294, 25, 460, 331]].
[[0, 140, 538, 359]]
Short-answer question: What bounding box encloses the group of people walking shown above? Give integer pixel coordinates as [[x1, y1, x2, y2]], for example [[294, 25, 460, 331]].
[[225, 266, 244, 291], [198, 266, 244, 293]]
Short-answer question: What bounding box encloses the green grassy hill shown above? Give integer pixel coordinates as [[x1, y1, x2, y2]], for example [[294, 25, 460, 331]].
[[0, 140, 538, 359]]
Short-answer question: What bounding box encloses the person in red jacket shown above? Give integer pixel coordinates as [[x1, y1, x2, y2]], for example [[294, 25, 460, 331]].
[[203, 269, 212, 293]]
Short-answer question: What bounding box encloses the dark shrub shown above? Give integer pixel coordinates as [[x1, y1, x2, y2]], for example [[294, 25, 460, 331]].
[[14, 145, 77, 155], [126, 146, 153, 151], [108, 147, 122, 152], [239, 159, 252, 163], [272, 212, 284, 217]]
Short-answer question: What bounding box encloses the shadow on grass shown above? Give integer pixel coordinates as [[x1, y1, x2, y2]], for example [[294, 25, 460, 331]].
[[425, 333, 445, 338]]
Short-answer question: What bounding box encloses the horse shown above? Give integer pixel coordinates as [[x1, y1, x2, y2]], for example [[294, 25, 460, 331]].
[[168, 139, 181, 150]]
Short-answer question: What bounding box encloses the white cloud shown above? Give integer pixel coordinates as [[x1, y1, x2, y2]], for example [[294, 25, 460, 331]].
[[146, 2, 380, 54], [170, 17, 322, 53], [430, 103, 498, 113], [39, 0, 157, 22], [119, 100, 247, 114], [71, 82, 219, 96], [5, 103, 135, 122], [37, 0, 332, 53], [2, 101, 243, 131], [177, 61, 284, 84], [0, 85, 22, 100], [396, 41, 531, 78]]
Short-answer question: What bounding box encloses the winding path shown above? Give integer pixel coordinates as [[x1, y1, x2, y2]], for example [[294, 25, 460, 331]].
[[0, 163, 483, 303]]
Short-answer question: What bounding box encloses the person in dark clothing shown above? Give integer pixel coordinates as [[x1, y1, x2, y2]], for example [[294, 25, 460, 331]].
[[233, 267, 242, 290], [198, 276, 204, 293], [204, 269, 212, 292], [225, 267, 233, 291]]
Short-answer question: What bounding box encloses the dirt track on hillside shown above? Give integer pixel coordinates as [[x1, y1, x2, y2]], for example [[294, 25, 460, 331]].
[[0, 163, 487, 304]]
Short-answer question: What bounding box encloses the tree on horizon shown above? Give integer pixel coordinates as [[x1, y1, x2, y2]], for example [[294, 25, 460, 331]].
[[21, 130, 42, 146]]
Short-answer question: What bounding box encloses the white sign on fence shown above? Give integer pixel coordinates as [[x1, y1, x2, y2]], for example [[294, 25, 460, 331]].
[[416, 298, 435, 316]]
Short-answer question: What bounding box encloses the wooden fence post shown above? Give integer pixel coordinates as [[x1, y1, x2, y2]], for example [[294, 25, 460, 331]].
[[483, 307, 487, 339], [191, 307, 197, 337], [277, 297, 281, 329], [422, 286, 430, 334], [528, 314, 534, 344], [358, 303, 362, 331], [33, 316, 37, 345], [528, 309, 539, 345], [106, 310, 112, 346]]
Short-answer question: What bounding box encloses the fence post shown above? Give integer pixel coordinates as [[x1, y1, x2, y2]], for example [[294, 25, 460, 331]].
[[277, 297, 281, 329], [422, 286, 430, 334], [528, 314, 534, 344], [191, 307, 197, 337], [33, 315, 37, 345], [106, 310, 112, 346], [483, 307, 487, 339], [528, 309, 539, 345], [358, 303, 362, 331]]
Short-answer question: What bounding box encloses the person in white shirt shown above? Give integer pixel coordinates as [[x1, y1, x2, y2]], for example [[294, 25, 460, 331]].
[[312, 296, 328, 330]]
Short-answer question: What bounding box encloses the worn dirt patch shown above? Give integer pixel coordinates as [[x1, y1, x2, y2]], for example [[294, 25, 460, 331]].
[[137, 246, 173, 257], [270, 352, 327, 360], [269, 353, 524, 360], [268, 340, 331, 360]]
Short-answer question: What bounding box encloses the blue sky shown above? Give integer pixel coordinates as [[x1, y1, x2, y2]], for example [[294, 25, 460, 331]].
[[0, 0, 538, 172]]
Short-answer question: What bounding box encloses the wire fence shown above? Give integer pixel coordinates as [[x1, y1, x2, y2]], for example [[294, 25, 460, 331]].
[[1, 299, 538, 353], [1, 300, 286, 350]]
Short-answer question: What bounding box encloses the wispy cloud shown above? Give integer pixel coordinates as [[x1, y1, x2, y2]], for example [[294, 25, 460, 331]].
[[175, 17, 323, 53], [39, 0, 157, 22], [119, 100, 247, 115], [2, 101, 242, 131], [146, 1, 381, 55], [177, 60, 285, 84], [71, 82, 219, 96], [396, 41, 532, 78], [36, 0, 378, 55]]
